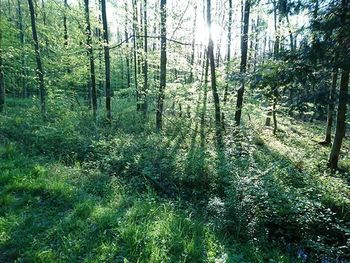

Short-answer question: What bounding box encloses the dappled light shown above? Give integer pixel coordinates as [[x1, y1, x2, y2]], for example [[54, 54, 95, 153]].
[[0, 0, 349, 262]]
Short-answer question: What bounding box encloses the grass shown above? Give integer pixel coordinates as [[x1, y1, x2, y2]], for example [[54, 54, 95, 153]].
[[0, 97, 349, 262]]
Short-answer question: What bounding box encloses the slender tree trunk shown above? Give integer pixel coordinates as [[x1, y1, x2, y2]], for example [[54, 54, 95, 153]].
[[132, 0, 139, 110], [28, 0, 46, 117], [0, 30, 5, 113], [63, 0, 68, 47], [272, 88, 278, 134], [17, 0, 27, 98], [142, 0, 148, 115], [234, 0, 251, 125], [84, 0, 97, 119], [328, 69, 349, 169], [222, 0, 233, 127], [323, 69, 338, 144], [207, 0, 223, 146], [101, 0, 111, 121], [189, 5, 197, 83], [124, 3, 131, 89], [156, 0, 167, 130], [286, 15, 294, 51]]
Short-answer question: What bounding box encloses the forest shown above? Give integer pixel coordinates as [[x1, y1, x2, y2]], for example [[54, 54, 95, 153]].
[[0, 0, 349, 261]]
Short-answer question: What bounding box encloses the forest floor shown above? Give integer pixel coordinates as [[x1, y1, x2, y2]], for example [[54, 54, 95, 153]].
[[0, 98, 349, 262]]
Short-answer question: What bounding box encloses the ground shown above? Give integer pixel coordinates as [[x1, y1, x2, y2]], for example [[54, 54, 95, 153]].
[[0, 98, 349, 262]]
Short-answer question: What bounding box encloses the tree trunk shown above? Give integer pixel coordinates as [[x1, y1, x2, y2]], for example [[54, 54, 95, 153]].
[[207, 0, 223, 146], [142, 0, 148, 115], [323, 69, 338, 145], [132, 0, 139, 110], [272, 88, 278, 134], [328, 69, 349, 169], [189, 4, 197, 83], [17, 0, 27, 98], [234, 0, 251, 126], [83, 0, 97, 119], [124, 3, 131, 89], [223, 0, 232, 103], [28, 0, 46, 117], [101, 0, 111, 121], [0, 30, 5, 113], [63, 0, 68, 47], [156, 0, 167, 130]]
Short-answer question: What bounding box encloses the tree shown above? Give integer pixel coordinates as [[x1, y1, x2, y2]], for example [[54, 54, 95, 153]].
[[0, 30, 5, 113], [327, 0, 350, 169], [132, 0, 139, 110], [328, 69, 349, 169], [207, 0, 223, 146], [322, 68, 338, 145], [28, 0, 46, 117], [234, 0, 251, 126], [142, 0, 148, 115], [101, 0, 111, 121], [17, 0, 27, 98], [189, 4, 197, 83], [156, 0, 167, 130], [83, 0, 97, 119]]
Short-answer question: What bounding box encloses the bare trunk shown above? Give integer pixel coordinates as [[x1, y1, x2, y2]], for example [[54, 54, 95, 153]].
[[234, 0, 251, 126], [101, 0, 111, 121], [0, 30, 5, 113], [28, 0, 46, 117], [156, 0, 167, 130], [124, 3, 131, 89], [324, 69, 338, 144], [142, 0, 148, 115], [207, 0, 223, 146], [328, 69, 349, 169], [132, 0, 139, 110], [84, 0, 97, 119], [189, 5, 197, 83]]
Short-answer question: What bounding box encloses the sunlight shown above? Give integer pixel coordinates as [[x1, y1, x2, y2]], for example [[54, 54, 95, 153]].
[[195, 21, 223, 45]]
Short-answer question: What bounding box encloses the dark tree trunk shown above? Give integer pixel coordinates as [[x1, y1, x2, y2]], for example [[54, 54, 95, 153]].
[[142, 0, 148, 115], [124, 3, 131, 89], [28, 0, 46, 117], [17, 0, 27, 98], [0, 30, 5, 113], [132, 0, 139, 110], [223, 0, 232, 104], [323, 69, 338, 145], [207, 0, 223, 146], [189, 4, 197, 83], [101, 0, 111, 121], [234, 0, 251, 126], [84, 0, 97, 119], [328, 69, 349, 169], [156, 0, 167, 130], [63, 0, 68, 47]]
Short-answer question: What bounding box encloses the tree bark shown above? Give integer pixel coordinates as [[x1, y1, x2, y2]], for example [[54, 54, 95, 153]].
[[83, 0, 97, 119], [156, 0, 167, 130], [63, 0, 68, 47], [132, 0, 139, 110], [207, 0, 223, 146], [142, 0, 148, 115], [223, 0, 232, 104], [124, 3, 131, 89], [28, 0, 46, 117], [323, 69, 338, 145], [234, 0, 251, 126], [328, 69, 349, 169], [101, 0, 111, 121], [189, 4, 197, 83], [17, 0, 27, 98], [0, 30, 5, 113]]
